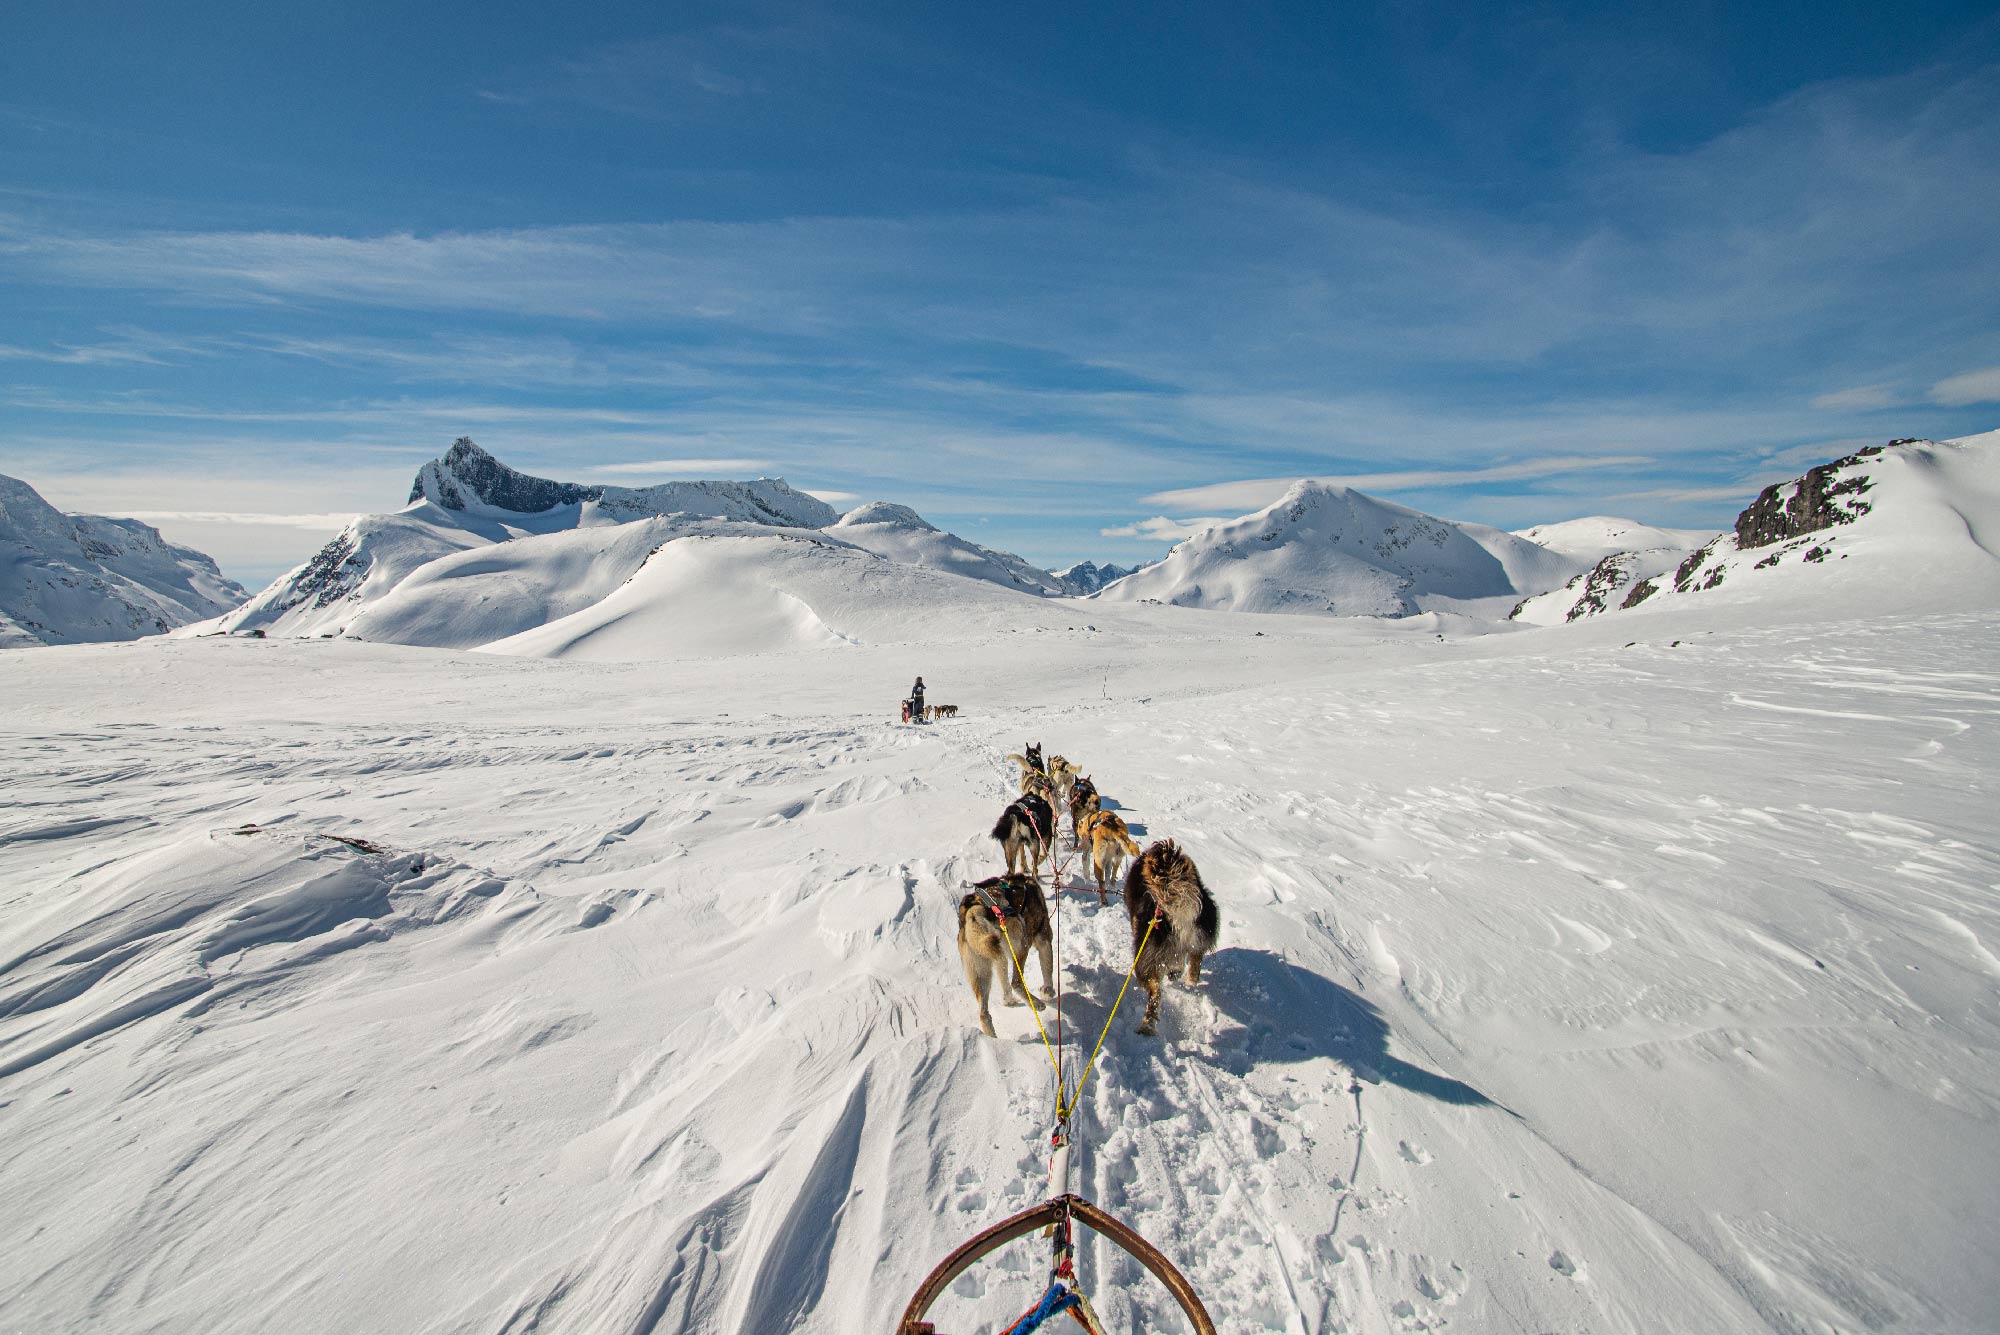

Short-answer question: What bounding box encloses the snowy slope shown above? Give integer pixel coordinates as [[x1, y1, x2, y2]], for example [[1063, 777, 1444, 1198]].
[[1515, 432, 2000, 624], [827, 502, 1069, 597], [3, 599, 1996, 1334], [0, 472, 245, 648], [1095, 479, 1589, 617]]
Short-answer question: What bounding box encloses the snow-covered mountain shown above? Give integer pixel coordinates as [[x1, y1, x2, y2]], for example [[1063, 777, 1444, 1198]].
[[827, 502, 1068, 597], [1512, 432, 2000, 624], [1, 472, 245, 648], [202, 440, 1072, 655], [1093, 479, 1589, 618], [1053, 560, 1143, 595], [1513, 516, 1715, 561]]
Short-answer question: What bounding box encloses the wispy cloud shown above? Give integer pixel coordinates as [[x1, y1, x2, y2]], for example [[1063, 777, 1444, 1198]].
[[577, 458, 771, 478], [1931, 366, 2000, 406], [1142, 455, 1652, 514], [1100, 515, 1227, 541], [121, 510, 359, 529], [1810, 384, 1899, 411]]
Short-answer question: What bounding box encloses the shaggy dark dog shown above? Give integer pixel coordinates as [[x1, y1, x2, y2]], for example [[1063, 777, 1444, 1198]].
[[1122, 840, 1220, 1035]]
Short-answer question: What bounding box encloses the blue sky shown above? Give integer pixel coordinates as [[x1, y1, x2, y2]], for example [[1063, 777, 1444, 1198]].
[[4, 1, 1998, 586]]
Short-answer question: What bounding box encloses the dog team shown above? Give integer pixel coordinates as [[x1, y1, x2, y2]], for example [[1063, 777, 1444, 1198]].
[[958, 741, 1219, 1039]]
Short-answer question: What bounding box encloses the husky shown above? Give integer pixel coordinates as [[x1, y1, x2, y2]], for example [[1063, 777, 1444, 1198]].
[[957, 874, 1054, 1037], [1005, 743, 1046, 781], [992, 792, 1057, 877], [1081, 810, 1141, 905], [934, 704, 959, 719], [1068, 775, 1100, 844], [1019, 768, 1056, 801], [1122, 840, 1220, 1036]]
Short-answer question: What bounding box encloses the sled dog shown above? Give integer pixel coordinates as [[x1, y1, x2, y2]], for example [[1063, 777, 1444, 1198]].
[[1082, 810, 1141, 905], [934, 704, 959, 719], [992, 793, 1057, 877], [1019, 768, 1056, 802], [1068, 775, 1100, 843], [1123, 841, 1220, 1036], [1046, 755, 1079, 807], [957, 873, 1055, 1037], [1005, 743, 1046, 780]]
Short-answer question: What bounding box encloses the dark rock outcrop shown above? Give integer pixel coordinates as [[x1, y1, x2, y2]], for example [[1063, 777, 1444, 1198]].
[[1734, 444, 1884, 550]]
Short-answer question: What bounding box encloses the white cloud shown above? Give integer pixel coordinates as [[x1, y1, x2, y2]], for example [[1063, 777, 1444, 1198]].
[[1930, 366, 2000, 406], [1099, 515, 1227, 541], [1604, 485, 1755, 504], [1142, 455, 1651, 514], [804, 489, 859, 505], [1809, 384, 1898, 411]]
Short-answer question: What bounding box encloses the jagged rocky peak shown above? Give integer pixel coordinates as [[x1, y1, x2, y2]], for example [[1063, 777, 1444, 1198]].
[[403, 438, 838, 528], [410, 438, 603, 513], [833, 501, 939, 531], [1054, 560, 1139, 594]]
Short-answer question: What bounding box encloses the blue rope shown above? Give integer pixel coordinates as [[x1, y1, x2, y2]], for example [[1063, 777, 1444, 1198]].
[[1004, 1281, 1081, 1335]]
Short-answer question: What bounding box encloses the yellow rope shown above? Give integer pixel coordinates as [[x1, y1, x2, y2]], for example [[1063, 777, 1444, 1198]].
[[994, 910, 1064, 1084], [1059, 911, 1159, 1121]]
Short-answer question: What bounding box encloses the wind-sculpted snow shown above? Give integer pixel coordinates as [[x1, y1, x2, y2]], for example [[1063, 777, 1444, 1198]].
[[4, 598, 1998, 1333], [1, 472, 245, 647], [1096, 479, 1588, 618]]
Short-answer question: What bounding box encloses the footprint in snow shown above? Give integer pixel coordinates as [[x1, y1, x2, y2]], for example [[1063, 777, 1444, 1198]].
[[1549, 1250, 1582, 1279], [1397, 1140, 1432, 1166]]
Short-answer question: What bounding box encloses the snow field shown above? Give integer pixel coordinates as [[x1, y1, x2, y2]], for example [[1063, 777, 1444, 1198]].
[[1, 604, 1997, 1333]]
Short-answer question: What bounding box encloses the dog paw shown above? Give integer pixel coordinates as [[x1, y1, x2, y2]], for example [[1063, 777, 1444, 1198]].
[[980, 1018, 997, 1037]]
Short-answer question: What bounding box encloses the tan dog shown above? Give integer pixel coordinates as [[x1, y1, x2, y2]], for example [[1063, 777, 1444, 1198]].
[[1123, 841, 1220, 1036], [934, 704, 959, 719], [957, 873, 1054, 1037], [1046, 755, 1079, 808], [1081, 810, 1141, 905], [1068, 775, 1100, 845]]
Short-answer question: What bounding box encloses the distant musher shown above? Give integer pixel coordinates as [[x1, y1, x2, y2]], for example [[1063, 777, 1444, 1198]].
[[910, 675, 926, 722]]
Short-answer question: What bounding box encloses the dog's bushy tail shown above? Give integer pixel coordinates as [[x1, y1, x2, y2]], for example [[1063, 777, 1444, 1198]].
[[1110, 825, 1142, 859], [990, 810, 1014, 842], [1141, 840, 1210, 941]]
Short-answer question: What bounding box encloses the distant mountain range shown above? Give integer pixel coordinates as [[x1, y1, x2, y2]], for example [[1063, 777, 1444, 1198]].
[[1053, 560, 1144, 594], [196, 439, 1096, 657], [10, 431, 1995, 654], [1, 473, 246, 648]]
